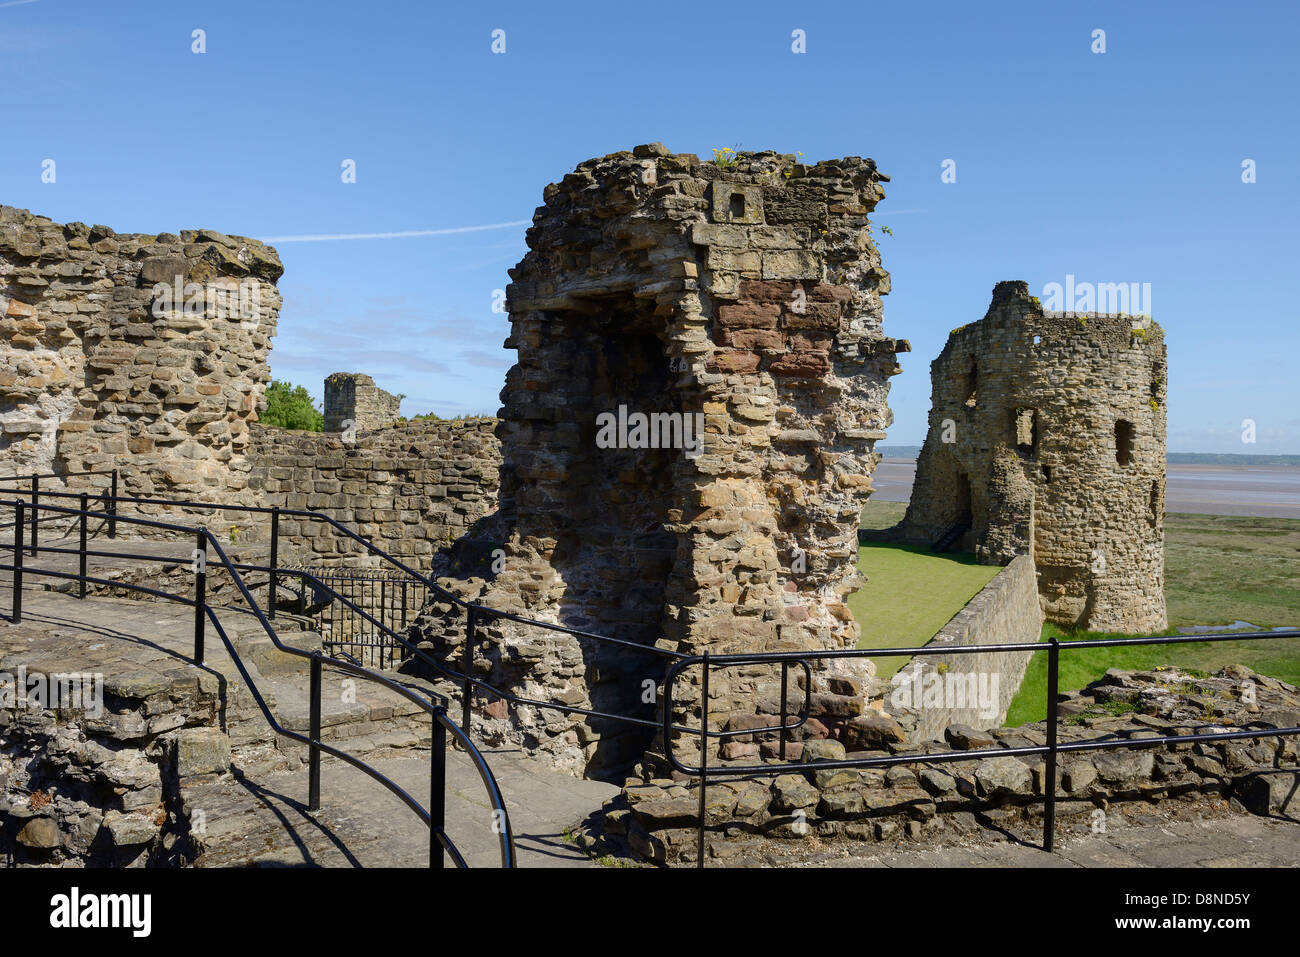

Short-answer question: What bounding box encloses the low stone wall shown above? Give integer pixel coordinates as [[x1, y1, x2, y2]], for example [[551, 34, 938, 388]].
[[245, 418, 501, 569], [584, 664, 1300, 865], [0, 666, 233, 866], [891, 554, 1042, 742]]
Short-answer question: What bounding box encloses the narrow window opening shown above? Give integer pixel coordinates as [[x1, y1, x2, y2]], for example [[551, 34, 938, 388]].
[[964, 361, 978, 407], [1115, 419, 1135, 466], [1014, 407, 1037, 457], [1041, 464, 1052, 483], [1148, 480, 1161, 527], [729, 193, 746, 219]]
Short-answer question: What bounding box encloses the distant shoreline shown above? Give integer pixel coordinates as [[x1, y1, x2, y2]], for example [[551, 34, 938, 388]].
[[876, 446, 1300, 467]]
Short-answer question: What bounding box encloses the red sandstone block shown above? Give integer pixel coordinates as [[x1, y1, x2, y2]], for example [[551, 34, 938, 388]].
[[769, 353, 831, 377], [737, 279, 797, 302], [716, 302, 779, 329], [808, 282, 853, 303], [708, 349, 762, 374], [722, 328, 784, 351], [781, 301, 842, 331]]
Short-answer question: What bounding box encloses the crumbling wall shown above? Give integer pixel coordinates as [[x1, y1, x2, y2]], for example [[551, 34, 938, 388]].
[[0, 205, 283, 504], [323, 372, 402, 433], [897, 281, 1167, 633], [246, 417, 501, 567], [890, 555, 1042, 743], [426, 145, 906, 777]]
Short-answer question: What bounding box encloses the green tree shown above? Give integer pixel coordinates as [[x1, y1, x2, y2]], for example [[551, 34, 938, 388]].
[[262, 380, 323, 431]]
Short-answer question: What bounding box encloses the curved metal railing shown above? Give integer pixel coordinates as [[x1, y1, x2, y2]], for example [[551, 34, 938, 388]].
[[1, 497, 514, 868]]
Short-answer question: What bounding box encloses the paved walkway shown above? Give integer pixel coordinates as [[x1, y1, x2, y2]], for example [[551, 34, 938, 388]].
[[712, 800, 1300, 868], [0, 579, 617, 868]]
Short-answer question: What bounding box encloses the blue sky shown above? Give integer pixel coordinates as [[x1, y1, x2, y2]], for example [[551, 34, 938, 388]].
[[3, 0, 1297, 452]]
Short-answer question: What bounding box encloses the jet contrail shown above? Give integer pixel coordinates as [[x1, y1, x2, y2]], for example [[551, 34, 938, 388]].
[[263, 220, 531, 243], [0, 0, 41, 8]]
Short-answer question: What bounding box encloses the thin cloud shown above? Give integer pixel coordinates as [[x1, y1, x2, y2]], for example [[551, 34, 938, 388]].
[[264, 220, 531, 243], [0, 0, 41, 7]]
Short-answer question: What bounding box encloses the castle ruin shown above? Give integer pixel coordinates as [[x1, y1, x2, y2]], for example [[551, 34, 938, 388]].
[[895, 280, 1167, 633], [428, 145, 906, 776], [323, 372, 402, 433]]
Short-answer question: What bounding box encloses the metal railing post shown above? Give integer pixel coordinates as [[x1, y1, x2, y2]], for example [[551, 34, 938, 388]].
[[1043, 635, 1060, 853], [28, 475, 37, 557], [309, 651, 322, 811], [431, 709, 447, 868], [78, 493, 88, 600], [778, 659, 789, 761], [462, 606, 475, 734], [108, 469, 118, 539], [697, 650, 710, 870], [11, 502, 23, 622], [268, 506, 279, 620], [193, 530, 207, 665]]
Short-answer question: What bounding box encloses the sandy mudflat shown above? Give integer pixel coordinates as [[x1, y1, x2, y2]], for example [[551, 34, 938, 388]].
[[870, 460, 1300, 518]]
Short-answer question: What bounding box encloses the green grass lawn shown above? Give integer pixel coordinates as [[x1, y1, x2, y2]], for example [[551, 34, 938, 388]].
[[1004, 622, 1300, 726], [855, 500, 1300, 724], [849, 542, 1000, 682]]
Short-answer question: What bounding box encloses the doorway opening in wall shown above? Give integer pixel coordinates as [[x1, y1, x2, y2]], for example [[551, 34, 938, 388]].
[[560, 298, 683, 775], [954, 472, 973, 527]]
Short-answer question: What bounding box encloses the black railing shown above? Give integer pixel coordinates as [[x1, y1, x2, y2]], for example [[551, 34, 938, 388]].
[[0, 468, 119, 547], [8, 476, 1294, 870], [660, 632, 1300, 866], [2, 497, 515, 868], [291, 564, 430, 668]]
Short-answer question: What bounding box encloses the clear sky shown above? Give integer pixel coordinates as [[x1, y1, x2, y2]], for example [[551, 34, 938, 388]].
[[3, 0, 1296, 452]]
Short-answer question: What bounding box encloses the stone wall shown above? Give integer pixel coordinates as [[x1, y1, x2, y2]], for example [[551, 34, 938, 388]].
[[246, 418, 501, 568], [323, 372, 402, 433], [896, 281, 1167, 633], [891, 554, 1043, 743], [0, 205, 283, 501], [583, 664, 1300, 865], [421, 145, 906, 778]]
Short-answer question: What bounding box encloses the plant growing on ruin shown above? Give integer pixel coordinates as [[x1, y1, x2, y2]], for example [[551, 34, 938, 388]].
[[1149, 397, 1160, 412], [712, 147, 740, 167]]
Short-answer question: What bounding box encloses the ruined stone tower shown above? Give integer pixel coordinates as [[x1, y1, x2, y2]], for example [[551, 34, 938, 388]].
[[436, 145, 905, 775], [0, 206, 283, 496], [323, 372, 402, 433], [897, 280, 1167, 633]]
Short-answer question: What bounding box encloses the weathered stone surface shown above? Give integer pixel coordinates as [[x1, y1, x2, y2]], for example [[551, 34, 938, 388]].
[[946, 724, 995, 750], [974, 756, 1033, 798], [843, 712, 907, 750], [171, 729, 231, 777], [894, 280, 1167, 633], [771, 774, 820, 813]]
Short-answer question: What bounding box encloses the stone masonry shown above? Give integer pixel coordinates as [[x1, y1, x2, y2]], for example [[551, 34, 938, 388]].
[[895, 281, 1167, 633], [0, 205, 283, 502], [323, 372, 402, 433], [419, 145, 907, 778], [246, 416, 500, 569]]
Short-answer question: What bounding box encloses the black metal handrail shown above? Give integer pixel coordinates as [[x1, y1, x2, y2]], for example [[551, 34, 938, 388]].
[[2, 497, 515, 868], [0, 484, 732, 740], [8, 474, 1295, 870], [661, 632, 1300, 867]]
